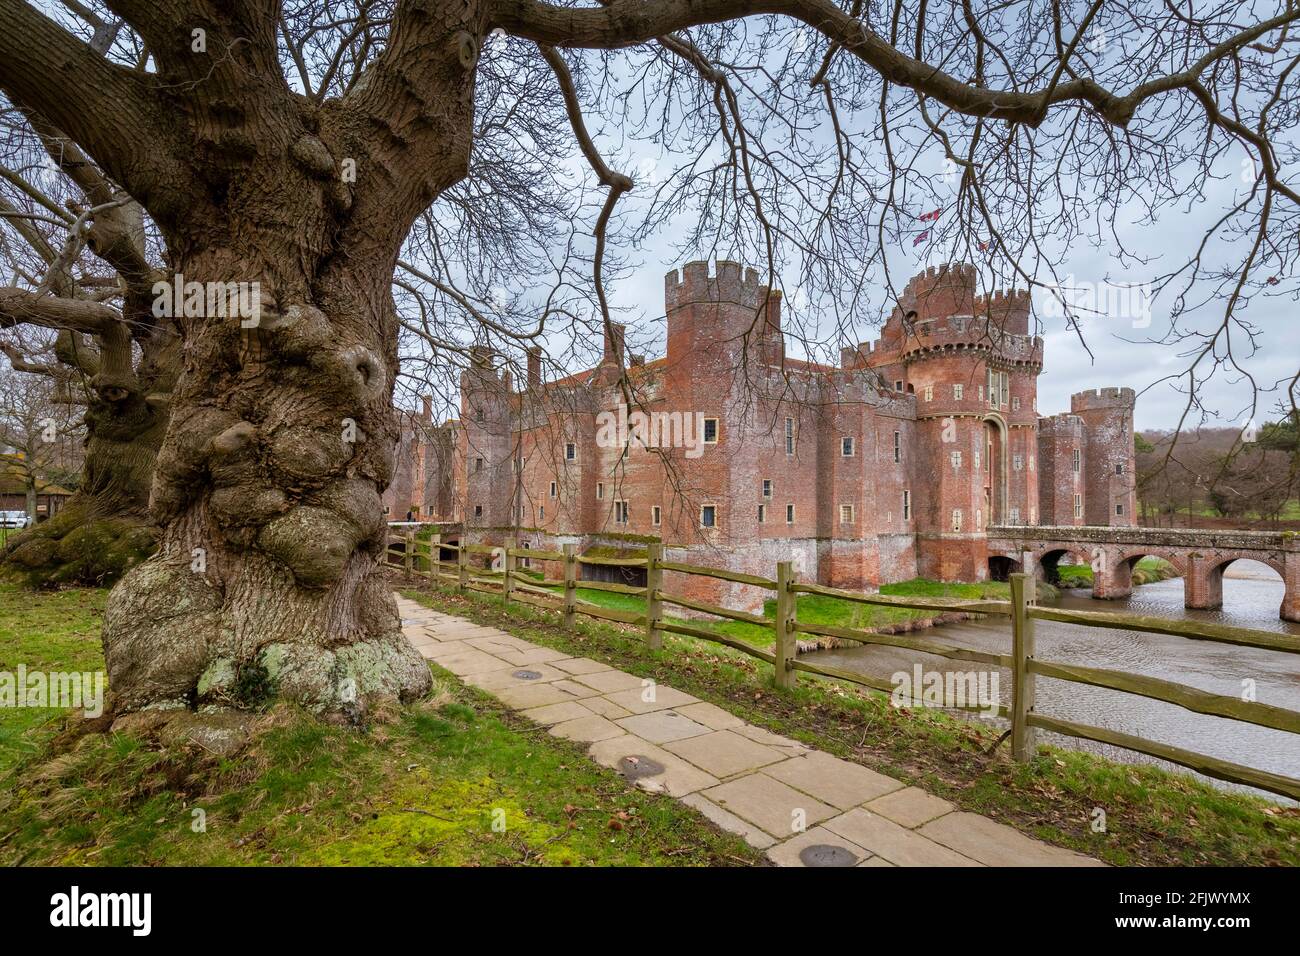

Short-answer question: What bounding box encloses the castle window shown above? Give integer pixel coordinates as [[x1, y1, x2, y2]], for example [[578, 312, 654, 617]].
[[596, 482, 604, 499], [974, 450, 981, 470], [565, 442, 576, 461], [1012, 396, 1021, 411], [1029, 455, 1036, 471], [1115, 463, 1125, 475], [953, 384, 964, 400], [1010, 506, 1021, 523], [1073, 494, 1082, 519], [924, 385, 933, 402], [1072, 448, 1081, 473], [1013, 453, 1023, 471], [540, 505, 545, 520], [978, 385, 984, 401], [841, 436, 854, 457], [703, 418, 719, 443], [1115, 503, 1125, 516], [758, 504, 766, 523], [549, 481, 557, 498], [786, 504, 795, 524], [701, 505, 716, 528], [762, 478, 772, 498], [894, 379, 904, 392], [652, 505, 661, 526], [615, 500, 629, 523], [474, 504, 482, 518], [893, 431, 901, 462], [840, 504, 854, 524], [476, 409, 484, 421], [976, 508, 982, 529], [950, 451, 962, 470], [952, 509, 963, 532], [903, 490, 911, 521], [784, 418, 795, 455], [475, 457, 483, 473]]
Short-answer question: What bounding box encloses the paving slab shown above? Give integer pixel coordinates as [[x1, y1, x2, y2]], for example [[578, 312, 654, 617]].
[[421, 640, 474, 660], [615, 710, 713, 744], [433, 649, 514, 677], [762, 751, 904, 809], [579, 695, 634, 719], [665, 730, 786, 778], [601, 685, 699, 715], [496, 646, 572, 666], [519, 701, 594, 726], [671, 701, 743, 730], [548, 715, 626, 744], [702, 773, 837, 838], [494, 682, 584, 710], [823, 809, 982, 867], [588, 735, 719, 797], [550, 657, 617, 676], [461, 663, 569, 693], [765, 827, 872, 868], [732, 724, 812, 757], [550, 678, 605, 700], [570, 670, 647, 694], [917, 812, 1106, 867], [680, 793, 775, 850], [864, 787, 955, 829]]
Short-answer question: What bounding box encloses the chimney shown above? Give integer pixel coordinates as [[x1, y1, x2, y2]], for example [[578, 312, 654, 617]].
[[603, 322, 626, 368], [527, 346, 541, 389], [421, 395, 432, 423]]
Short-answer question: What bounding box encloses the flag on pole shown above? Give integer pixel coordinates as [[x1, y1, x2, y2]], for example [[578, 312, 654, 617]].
[[978, 240, 989, 251], [918, 208, 942, 222], [913, 230, 928, 247]]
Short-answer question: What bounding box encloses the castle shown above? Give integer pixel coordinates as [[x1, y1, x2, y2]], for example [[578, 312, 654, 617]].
[[385, 262, 1136, 609]]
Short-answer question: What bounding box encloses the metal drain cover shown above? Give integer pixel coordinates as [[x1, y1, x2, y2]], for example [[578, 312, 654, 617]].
[[617, 755, 665, 781], [512, 669, 543, 681], [798, 844, 859, 867]]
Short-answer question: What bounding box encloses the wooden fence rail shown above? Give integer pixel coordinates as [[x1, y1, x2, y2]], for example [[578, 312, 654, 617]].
[[387, 533, 1300, 801]]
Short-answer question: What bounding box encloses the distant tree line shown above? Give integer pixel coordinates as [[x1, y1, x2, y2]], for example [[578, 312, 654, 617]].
[[1137, 412, 1299, 527]]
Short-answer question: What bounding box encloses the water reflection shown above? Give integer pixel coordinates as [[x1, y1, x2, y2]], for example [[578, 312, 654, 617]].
[[804, 560, 1300, 802]]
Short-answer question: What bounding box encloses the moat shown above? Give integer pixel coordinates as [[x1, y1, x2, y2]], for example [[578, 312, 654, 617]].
[[804, 560, 1300, 801]]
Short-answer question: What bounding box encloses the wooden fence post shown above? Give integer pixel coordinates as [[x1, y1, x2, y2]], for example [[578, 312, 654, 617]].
[[774, 560, 797, 690], [503, 537, 516, 604], [562, 543, 577, 628], [645, 542, 663, 649], [428, 533, 440, 583], [457, 542, 468, 595], [1010, 571, 1037, 761], [403, 530, 414, 575]]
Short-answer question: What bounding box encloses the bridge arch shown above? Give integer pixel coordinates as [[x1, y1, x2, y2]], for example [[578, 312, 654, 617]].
[[1188, 553, 1290, 618], [987, 554, 1021, 581]]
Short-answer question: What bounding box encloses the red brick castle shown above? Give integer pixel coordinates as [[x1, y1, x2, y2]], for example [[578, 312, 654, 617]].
[[386, 261, 1136, 608]]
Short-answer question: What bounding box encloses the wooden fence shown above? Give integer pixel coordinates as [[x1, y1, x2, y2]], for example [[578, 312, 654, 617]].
[[387, 530, 1300, 802]]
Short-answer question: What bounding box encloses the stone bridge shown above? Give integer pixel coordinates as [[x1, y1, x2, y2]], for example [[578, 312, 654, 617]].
[[986, 525, 1300, 622]]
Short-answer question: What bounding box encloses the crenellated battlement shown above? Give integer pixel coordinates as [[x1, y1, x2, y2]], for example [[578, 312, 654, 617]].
[[895, 261, 977, 322], [1071, 386, 1135, 412], [665, 260, 772, 311], [1038, 412, 1084, 435], [973, 288, 1031, 334]]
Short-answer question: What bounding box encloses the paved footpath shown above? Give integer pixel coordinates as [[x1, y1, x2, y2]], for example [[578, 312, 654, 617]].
[[397, 596, 1103, 867]]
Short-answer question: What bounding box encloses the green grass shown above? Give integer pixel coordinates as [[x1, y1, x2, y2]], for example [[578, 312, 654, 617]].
[[562, 577, 1016, 649], [0, 583, 108, 774], [0, 584, 762, 866], [1056, 557, 1177, 589], [406, 581, 1300, 867]]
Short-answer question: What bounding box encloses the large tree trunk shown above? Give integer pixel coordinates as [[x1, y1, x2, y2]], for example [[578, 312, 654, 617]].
[[102, 251, 432, 718], [0, 353, 170, 587]]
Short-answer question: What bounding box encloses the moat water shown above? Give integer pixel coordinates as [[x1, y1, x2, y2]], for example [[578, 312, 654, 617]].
[[803, 560, 1300, 802]]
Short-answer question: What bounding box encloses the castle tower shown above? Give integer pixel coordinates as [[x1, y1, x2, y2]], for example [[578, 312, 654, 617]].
[[1037, 413, 1085, 526], [459, 347, 513, 528], [890, 264, 1042, 578], [1071, 387, 1137, 526]]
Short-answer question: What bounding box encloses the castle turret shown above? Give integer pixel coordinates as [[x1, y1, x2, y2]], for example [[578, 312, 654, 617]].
[[1070, 387, 1136, 526], [459, 347, 513, 527]]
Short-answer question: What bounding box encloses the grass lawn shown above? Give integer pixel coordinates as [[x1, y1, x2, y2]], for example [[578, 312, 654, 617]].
[[405, 579, 1300, 867], [1055, 557, 1177, 589], [561, 577, 1018, 649], [0, 583, 762, 866]]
